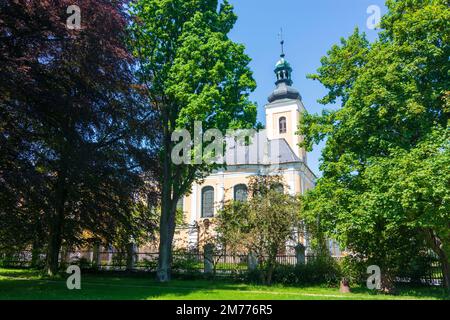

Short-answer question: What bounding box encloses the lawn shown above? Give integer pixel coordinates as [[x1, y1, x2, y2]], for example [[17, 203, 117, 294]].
[[0, 268, 448, 300]]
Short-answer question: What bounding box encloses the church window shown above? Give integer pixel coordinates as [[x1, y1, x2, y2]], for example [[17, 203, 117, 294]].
[[201, 186, 214, 218], [233, 184, 248, 202], [279, 117, 287, 134]]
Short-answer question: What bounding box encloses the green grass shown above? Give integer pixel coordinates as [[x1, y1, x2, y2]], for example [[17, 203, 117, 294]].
[[0, 268, 448, 300]]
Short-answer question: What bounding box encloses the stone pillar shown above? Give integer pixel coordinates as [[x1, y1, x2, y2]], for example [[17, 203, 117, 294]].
[[204, 243, 214, 275], [295, 243, 306, 266], [126, 243, 137, 271], [248, 252, 258, 271], [107, 246, 113, 270], [60, 245, 71, 267], [92, 243, 101, 269]]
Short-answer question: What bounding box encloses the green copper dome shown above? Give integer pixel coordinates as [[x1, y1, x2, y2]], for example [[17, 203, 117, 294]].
[[275, 57, 292, 70], [268, 40, 301, 103], [274, 55, 293, 87]]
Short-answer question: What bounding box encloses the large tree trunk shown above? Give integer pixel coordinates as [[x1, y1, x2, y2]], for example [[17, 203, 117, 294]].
[[46, 213, 63, 276], [266, 261, 275, 286], [157, 115, 176, 282], [440, 256, 450, 291], [157, 201, 177, 282], [46, 171, 67, 276], [265, 248, 278, 286]]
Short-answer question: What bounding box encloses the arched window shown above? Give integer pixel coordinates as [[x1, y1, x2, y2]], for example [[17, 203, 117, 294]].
[[279, 117, 287, 134], [201, 186, 214, 218], [234, 184, 248, 202]]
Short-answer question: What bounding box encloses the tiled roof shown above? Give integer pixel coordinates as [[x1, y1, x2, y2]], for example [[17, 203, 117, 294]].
[[224, 135, 301, 166]]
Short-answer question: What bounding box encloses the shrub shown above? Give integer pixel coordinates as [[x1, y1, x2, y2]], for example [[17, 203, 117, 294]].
[[136, 258, 158, 271], [339, 256, 367, 286], [339, 251, 441, 287], [397, 251, 439, 285], [246, 256, 341, 286], [172, 251, 202, 274]]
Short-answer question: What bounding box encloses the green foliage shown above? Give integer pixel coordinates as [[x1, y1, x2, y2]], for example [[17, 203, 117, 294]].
[[72, 257, 94, 271], [0, 0, 160, 275], [128, 0, 258, 280], [129, 0, 257, 160], [216, 175, 304, 285], [397, 252, 440, 285], [246, 257, 341, 286], [339, 256, 367, 286], [300, 0, 450, 289], [339, 250, 439, 287], [137, 258, 158, 271], [172, 250, 202, 274], [111, 201, 159, 251]]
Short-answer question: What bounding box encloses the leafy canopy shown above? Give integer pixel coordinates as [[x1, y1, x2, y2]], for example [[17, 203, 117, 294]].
[[300, 0, 449, 283]]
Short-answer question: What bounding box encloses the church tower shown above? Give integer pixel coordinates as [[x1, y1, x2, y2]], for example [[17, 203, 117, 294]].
[[265, 38, 307, 163]]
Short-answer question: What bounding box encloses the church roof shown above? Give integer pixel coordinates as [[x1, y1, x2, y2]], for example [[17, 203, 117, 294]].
[[224, 136, 301, 166], [268, 82, 301, 103]]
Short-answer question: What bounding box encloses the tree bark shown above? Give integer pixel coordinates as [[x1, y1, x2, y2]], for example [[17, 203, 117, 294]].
[[157, 201, 177, 282], [265, 248, 278, 285], [46, 212, 63, 276], [440, 256, 450, 291], [46, 170, 67, 276], [157, 113, 176, 282]]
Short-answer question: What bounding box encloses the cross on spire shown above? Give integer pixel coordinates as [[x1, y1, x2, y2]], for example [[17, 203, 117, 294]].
[[278, 28, 285, 58]]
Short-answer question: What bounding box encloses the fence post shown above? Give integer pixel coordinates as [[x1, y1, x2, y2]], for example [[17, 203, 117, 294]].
[[204, 243, 214, 275], [31, 241, 41, 268], [248, 252, 258, 271], [126, 243, 137, 271], [295, 243, 306, 266], [92, 243, 101, 269]]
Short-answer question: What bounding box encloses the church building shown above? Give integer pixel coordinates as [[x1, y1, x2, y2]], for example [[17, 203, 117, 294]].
[[173, 45, 317, 251]]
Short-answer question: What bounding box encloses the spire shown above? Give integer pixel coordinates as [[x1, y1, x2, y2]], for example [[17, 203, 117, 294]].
[[268, 30, 301, 103], [274, 30, 292, 87], [279, 28, 285, 58]]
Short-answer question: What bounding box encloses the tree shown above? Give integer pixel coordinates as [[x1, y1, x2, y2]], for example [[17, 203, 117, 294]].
[[0, 0, 158, 275], [216, 175, 303, 285], [362, 128, 450, 288], [128, 0, 257, 281], [300, 0, 449, 291]]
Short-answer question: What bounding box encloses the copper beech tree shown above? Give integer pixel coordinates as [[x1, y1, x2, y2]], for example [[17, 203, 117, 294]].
[[0, 1, 158, 275]]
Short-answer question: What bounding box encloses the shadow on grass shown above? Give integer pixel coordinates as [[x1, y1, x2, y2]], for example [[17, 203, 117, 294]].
[[0, 268, 256, 300], [0, 268, 448, 300]]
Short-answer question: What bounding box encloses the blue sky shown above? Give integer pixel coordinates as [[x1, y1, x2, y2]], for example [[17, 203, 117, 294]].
[[228, 0, 387, 176]]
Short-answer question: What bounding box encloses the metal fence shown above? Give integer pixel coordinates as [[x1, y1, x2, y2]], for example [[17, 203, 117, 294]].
[[0, 250, 444, 286], [0, 250, 307, 273]]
